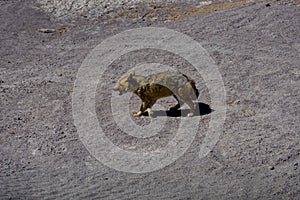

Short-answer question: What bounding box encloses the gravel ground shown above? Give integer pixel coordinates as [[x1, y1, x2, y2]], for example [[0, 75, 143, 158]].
[[37, 0, 185, 18], [1, 0, 300, 199]]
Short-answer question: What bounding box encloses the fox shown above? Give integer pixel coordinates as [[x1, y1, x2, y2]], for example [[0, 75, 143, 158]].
[[113, 70, 199, 117]]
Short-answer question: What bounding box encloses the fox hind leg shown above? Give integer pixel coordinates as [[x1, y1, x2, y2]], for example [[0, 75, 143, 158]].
[[178, 84, 197, 117], [185, 99, 196, 117], [146, 100, 156, 117]]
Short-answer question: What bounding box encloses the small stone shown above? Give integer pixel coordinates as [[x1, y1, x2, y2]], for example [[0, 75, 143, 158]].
[[38, 28, 56, 33], [128, 146, 136, 150], [265, 3, 271, 7], [243, 108, 255, 117], [294, 162, 298, 170], [269, 166, 275, 170], [196, 1, 213, 8], [233, 99, 241, 104]]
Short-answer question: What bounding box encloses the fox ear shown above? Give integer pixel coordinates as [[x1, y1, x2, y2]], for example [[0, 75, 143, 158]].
[[130, 70, 135, 76], [128, 73, 133, 81]]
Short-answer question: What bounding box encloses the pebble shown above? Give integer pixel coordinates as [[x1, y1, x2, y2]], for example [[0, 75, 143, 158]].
[[196, 1, 213, 8], [233, 99, 241, 104], [294, 162, 298, 170], [38, 28, 56, 33], [243, 108, 255, 117]]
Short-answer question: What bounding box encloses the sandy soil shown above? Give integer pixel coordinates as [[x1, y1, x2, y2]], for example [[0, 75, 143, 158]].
[[1, 0, 300, 199]]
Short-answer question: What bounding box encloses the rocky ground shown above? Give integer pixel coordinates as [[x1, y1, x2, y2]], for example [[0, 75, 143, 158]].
[[1, 0, 300, 199]]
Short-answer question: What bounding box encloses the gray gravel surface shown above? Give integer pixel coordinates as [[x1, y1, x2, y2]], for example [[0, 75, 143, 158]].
[[37, 0, 184, 18], [1, 0, 300, 199]]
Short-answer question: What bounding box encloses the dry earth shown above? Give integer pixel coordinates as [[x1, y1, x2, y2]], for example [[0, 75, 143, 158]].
[[1, 0, 300, 199]]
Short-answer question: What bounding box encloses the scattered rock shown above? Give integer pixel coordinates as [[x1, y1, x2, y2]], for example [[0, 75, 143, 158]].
[[269, 166, 275, 170], [233, 99, 241, 104], [38, 28, 56, 33], [197, 1, 213, 8], [265, 3, 271, 7], [127, 146, 136, 150], [243, 108, 256, 117], [294, 162, 298, 170]]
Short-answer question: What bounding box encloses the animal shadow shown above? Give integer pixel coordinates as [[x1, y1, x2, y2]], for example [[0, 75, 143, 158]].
[[142, 102, 213, 117]]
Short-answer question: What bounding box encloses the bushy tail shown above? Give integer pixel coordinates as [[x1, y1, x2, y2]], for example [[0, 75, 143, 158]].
[[189, 79, 199, 99], [182, 74, 199, 99]]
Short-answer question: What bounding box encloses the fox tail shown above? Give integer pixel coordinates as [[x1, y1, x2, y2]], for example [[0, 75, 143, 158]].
[[189, 79, 199, 99], [182, 74, 199, 99]]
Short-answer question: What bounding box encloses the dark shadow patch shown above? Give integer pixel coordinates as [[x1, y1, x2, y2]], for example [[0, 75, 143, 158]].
[[142, 102, 213, 117]]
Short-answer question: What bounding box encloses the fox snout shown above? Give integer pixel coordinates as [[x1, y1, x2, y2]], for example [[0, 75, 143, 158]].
[[113, 85, 121, 94], [113, 85, 119, 91], [113, 85, 126, 95]]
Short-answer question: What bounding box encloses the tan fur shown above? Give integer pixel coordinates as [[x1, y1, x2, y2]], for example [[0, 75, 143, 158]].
[[113, 71, 199, 117]]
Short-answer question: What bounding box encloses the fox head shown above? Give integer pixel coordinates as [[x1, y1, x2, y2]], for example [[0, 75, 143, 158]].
[[113, 70, 139, 95]]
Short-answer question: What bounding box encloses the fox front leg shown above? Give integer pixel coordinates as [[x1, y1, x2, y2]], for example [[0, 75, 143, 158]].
[[133, 101, 148, 117], [133, 111, 143, 117], [133, 100, 156, 117]]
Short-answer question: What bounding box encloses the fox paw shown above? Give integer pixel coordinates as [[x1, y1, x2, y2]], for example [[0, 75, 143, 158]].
[[133, 111, 142, 117], [187, 112, 194, 117], [146, 108, 154, 118]]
